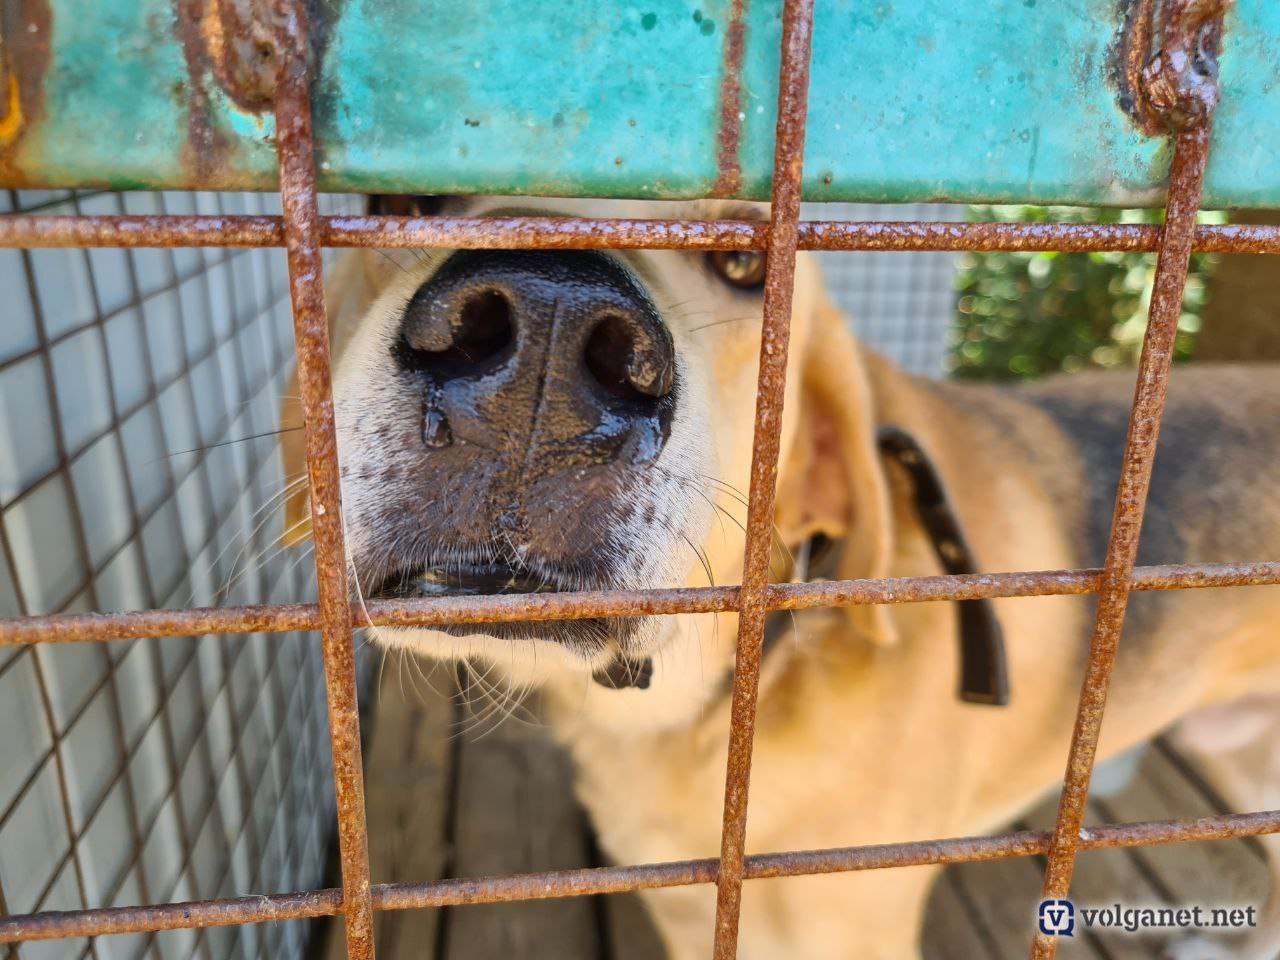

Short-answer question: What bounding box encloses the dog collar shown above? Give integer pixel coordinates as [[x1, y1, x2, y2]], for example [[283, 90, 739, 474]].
[[877, 426, 1009, 706], [591, 426, 1009, 706]]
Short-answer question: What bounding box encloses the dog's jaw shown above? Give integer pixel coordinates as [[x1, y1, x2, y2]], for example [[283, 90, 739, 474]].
[[367, 608, 735, 733]]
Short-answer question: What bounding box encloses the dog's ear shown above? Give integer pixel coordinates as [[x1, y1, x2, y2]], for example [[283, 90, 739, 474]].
[[774, 277, 898, 646], [279, 250, 385, 547]]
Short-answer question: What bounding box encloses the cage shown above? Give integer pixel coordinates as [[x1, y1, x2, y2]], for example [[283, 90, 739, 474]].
[[1, 2, 1279, 960]]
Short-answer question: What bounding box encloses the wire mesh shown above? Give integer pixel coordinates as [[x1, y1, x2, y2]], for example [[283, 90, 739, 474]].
[[0, 187, 358, 960], [805, 202, 968, 378], [0, 1, 1277, 960]]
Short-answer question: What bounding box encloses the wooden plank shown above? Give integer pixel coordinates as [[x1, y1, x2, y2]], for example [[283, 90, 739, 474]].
[[439, 689, 601, 960], [922, 869, 999, 959], [929, 785, 1167, 959], [1094, 743, 1268, 910], [320, 659, 456, 959], [933, 737, 1270, 960], [933, 844, 1111, 960], [1020, 796, 1166, 960], [366, 666, 456, 956]]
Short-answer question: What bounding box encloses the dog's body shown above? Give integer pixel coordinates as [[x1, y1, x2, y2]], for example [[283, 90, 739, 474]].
[[563, 362, 1280, 960], [285, 197, 1280, 958]]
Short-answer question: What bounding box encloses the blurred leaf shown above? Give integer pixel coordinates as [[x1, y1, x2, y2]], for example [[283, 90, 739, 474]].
[[949, 206, 1221, 380]]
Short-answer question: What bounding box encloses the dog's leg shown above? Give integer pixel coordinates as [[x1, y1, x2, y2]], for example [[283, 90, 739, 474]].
[[1161, 700, 1280, 960]]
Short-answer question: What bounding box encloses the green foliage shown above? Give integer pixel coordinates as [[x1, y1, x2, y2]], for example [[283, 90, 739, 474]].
[[949, 206, 1224, 380]]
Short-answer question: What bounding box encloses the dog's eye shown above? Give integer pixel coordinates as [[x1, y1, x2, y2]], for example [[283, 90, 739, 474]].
[[367, 195, 445, 216], [707, 250, 767, 290]]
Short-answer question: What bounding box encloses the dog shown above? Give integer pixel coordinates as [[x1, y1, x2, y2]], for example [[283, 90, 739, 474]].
[[281, 196, 1280, 959]]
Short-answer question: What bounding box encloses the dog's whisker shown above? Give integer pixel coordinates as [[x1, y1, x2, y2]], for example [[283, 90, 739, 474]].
[[454, 659, 534, 739], [182, 471, 308, 605], [679, 532, 716, 589], [200, 473, 309, 586], [217, 513, 312, 605], [154, 425, 306, 464], [688, 314, 764, 333], [374, 249, 415, 277]]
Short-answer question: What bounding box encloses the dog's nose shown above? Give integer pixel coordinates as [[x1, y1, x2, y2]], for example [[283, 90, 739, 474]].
[[394, 251, 676, 474]]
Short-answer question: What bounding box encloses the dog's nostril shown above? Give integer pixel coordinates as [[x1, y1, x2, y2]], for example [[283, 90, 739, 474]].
[[584, 314, 674, 402], [454, 289, 513, 362]]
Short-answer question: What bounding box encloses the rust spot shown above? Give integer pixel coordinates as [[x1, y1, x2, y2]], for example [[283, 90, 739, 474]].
[[713, 0, 815, 954], [272, 3, 373, 957], [0, 0, 53, 184], [199, 0, 284, 110], [0, 559, 1277, 646], [1113, 0, 1159, 133], [172, 0, 283, 183], [0, 72, 20, 142], [173, 0, 233, 181], [711, 0, 748, 197], [2, 214, 1279, 254]]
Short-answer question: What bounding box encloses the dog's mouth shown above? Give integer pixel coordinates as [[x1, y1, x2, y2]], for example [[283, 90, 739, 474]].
[[372, 560, 568, 599], [365, 552, 640, 663]]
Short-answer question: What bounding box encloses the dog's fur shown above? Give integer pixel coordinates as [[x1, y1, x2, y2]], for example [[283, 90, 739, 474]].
[[283, 197, 1280, 959]]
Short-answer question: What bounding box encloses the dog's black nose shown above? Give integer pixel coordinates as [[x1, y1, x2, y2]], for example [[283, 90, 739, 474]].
[[394, 251, 676, 476]]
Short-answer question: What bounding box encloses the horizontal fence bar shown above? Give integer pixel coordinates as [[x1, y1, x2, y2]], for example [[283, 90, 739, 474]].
[[0, 215, 1279, 253], [2, 560, 1276, 646], [3, 809, 1277, 944]]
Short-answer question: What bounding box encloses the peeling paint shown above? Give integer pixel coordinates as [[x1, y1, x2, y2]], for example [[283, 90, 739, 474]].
[[0, 0, 1278, 206]]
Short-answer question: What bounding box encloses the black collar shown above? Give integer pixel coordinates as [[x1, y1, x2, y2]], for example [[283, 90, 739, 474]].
[[876, 426, 1009, 705], [593, 426, 1009, 707]]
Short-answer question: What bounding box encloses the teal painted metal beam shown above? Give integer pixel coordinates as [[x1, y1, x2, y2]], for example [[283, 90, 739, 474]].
[[1, 0, 1277, 207]]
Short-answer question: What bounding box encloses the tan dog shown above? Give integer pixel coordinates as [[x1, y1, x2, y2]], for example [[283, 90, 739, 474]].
[[283, 197, 1280, 959]]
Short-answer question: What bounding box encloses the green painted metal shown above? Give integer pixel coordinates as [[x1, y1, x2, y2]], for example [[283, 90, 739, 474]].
[[1, 0, 1277, 207]]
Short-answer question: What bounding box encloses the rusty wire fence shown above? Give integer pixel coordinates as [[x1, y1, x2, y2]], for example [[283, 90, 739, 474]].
[[0, 185, 361, 960], [1, 1, 1280, 960]]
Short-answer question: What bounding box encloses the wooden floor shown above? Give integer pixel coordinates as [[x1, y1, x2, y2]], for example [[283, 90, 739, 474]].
[[316, 668, 1269, 960]]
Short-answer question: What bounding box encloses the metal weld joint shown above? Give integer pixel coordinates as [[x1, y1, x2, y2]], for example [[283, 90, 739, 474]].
[[1140, 0, 1231, 131], [207, 0, 290, 108]]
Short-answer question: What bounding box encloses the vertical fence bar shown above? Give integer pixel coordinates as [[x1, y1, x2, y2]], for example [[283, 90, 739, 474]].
[[1029, 122, 1214, 959], [710, 1, 816, 956], [272, 3, 375, 958]]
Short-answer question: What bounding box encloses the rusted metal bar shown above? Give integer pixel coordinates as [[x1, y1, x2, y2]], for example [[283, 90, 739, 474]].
[[793, 220, 1278, 253], [711, 0, 749, 197], [0, 214, 285, 247], [711, 0, 816, 955], [1, 559, 1277, 647], [1031, 3, 1226, 953], [4, 809, 1279, 944], [271, 3, 374, 959], [1, 214, 1279, 254]]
